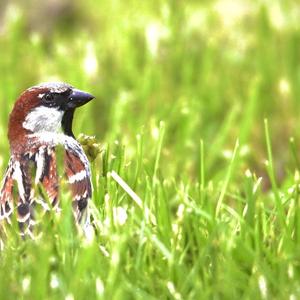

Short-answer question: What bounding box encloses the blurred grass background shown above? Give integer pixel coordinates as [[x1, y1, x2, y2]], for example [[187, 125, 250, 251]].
[[1, 0, 300, 182], [1, 0, 300, 299]]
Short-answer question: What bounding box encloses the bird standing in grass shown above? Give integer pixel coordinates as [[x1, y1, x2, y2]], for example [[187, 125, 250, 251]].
[[0, 82, 94, 237]]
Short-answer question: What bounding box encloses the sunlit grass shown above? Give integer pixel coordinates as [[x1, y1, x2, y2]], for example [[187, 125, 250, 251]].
[[1, 0, 300, 299]]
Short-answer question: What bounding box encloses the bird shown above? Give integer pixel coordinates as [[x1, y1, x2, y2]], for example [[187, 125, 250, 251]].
[[0, 82, 94, 237]]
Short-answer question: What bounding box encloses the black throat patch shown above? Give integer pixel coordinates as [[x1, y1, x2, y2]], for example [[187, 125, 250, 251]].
[[62, 109, 75, 138]]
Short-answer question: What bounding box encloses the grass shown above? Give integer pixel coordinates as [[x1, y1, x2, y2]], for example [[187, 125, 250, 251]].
[[1, 0, 300, 299]]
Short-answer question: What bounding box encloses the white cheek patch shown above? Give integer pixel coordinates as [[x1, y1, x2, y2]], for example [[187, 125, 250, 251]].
[[23, 106, 64, 133]]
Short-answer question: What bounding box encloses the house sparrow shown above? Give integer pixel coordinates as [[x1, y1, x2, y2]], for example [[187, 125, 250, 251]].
[[0, 82, 94, 236]]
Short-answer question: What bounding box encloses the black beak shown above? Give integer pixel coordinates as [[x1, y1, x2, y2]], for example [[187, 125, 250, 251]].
[[67, 89, 94, 109]]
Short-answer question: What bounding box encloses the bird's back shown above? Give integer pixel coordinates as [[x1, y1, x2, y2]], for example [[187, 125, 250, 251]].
[[0, 133, 92, 236]]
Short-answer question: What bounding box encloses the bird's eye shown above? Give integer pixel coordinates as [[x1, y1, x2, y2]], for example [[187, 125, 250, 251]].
[[44, 93, 54, 102]]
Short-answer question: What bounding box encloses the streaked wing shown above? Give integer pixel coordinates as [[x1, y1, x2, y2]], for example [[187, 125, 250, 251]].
[[1, 146, 58, 236], [0, 158, 14, 222], [0, 155, 34, 236], [64, 147, 92, 223], [34, 146, 59, 210]]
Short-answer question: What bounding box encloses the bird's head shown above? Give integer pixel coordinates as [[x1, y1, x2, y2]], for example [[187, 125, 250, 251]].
[[8, 82, 94, 150]]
